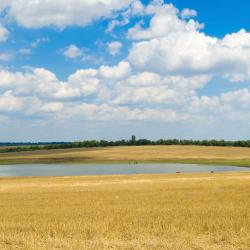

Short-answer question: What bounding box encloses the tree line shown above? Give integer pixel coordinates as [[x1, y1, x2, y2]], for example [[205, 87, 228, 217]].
[[1, 138, 250, 153]]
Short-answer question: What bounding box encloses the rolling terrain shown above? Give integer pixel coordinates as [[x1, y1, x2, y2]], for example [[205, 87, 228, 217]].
[[1, 145, 250, 166], [0, 172, 249, 249]]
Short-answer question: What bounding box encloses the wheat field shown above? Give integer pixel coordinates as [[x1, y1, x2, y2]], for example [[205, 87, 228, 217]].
[[1, 145, 250, 166], [0, 172, 249, 249]]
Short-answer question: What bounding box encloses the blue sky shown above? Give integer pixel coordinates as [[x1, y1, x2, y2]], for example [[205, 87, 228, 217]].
[[1, 0, 250, 141]]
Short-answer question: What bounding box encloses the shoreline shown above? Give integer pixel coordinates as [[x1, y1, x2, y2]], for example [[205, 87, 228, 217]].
[[0, 159, 250, 167], [1, 145, 250, 167], [0, 162, 249, 179]]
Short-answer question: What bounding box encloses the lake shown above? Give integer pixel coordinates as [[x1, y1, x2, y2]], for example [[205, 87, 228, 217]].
[[0, 163, 249, 177]]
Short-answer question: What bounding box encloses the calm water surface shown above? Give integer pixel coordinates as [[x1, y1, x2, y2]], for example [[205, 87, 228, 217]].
[[0, 163, 249, 177]]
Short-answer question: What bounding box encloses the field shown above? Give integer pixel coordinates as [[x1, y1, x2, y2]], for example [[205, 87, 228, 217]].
[[1, 145, 250, 166], [0, 172, 249, 249]]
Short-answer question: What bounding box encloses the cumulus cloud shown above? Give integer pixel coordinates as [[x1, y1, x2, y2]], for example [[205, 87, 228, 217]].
[[113, 74, 210, 105], [0, 62, 249, 125], [0, 63, 203, 120], [1, 0, 250, 128], [129, 29, 250, 81], [99, 61, 131, 79], [112, 86, 178, 105], [63, 45, 83, 59], [62, 44, 103, 65], [106, 0, 144, 32], [68, 69, 100, 97], [0, 91, 23, 112], [127, 3, 189, 40], [127, 2, 250, 83], [0, 0, 134, 29], [107, 41, 122, 56], [0, 68, 80, 100], [67, 103, 187, 122]]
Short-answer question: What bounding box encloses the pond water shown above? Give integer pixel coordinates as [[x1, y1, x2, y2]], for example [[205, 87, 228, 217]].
[[0, 163, 249, 177]]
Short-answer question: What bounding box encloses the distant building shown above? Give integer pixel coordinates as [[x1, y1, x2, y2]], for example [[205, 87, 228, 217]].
[[131, 135, 136, 143]]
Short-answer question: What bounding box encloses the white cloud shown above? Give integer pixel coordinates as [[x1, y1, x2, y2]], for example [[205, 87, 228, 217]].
[[127, 4, 203, 40], [1, 1, 250, 129], [41, 102, 64, 113], [68, 69, 100, 96], [112, 73, 209, 105], [221, 88, 250, 107], [30, 38, 49, 48], [127, 72, 161, 86], [127, 2, 250, 82], [190, 96, 220, 113], [0, 1, 10, 11], [106, 19, 130, 33], [0, 68, 80, 100], [181, 8, 197, 19], [19, 48, 32, 55], [0, 24, 9, 42], [0, 91, 23, 112], [131, 0, 144, 15], [99, 61, 131, 79], [0, 64, 198, 120], [107, 41, 122, 56], [18, 38, 48, 56], [64, 45, 83, 59], [106, 0, 144, 32], [67, 103, 187, 122], [1, 0, 134, 29], [63, 44, 103, 64], [0, 52, 14, 61], [0, 63, 249, 126], [113, 86, 178, 104]]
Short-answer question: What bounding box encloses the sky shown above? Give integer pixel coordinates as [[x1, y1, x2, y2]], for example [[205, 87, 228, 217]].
[[1, 0, 250, 142]]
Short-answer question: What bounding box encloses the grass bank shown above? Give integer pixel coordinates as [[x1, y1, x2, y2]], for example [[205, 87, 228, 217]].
[[0, 145, 250, 167], [0, 172, 249, 249]]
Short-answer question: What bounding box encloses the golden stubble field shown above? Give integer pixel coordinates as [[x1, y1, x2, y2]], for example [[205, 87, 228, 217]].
[[0, 172, 249, 250], [1, 145, 250, 166]]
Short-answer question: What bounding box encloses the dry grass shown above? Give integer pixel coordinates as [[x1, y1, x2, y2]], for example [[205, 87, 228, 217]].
[[1, 145, 250, 166], [0, 172, 249, 249]]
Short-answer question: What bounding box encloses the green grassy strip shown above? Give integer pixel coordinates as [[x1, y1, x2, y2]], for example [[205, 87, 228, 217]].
[[3, 138, 250, 153]]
